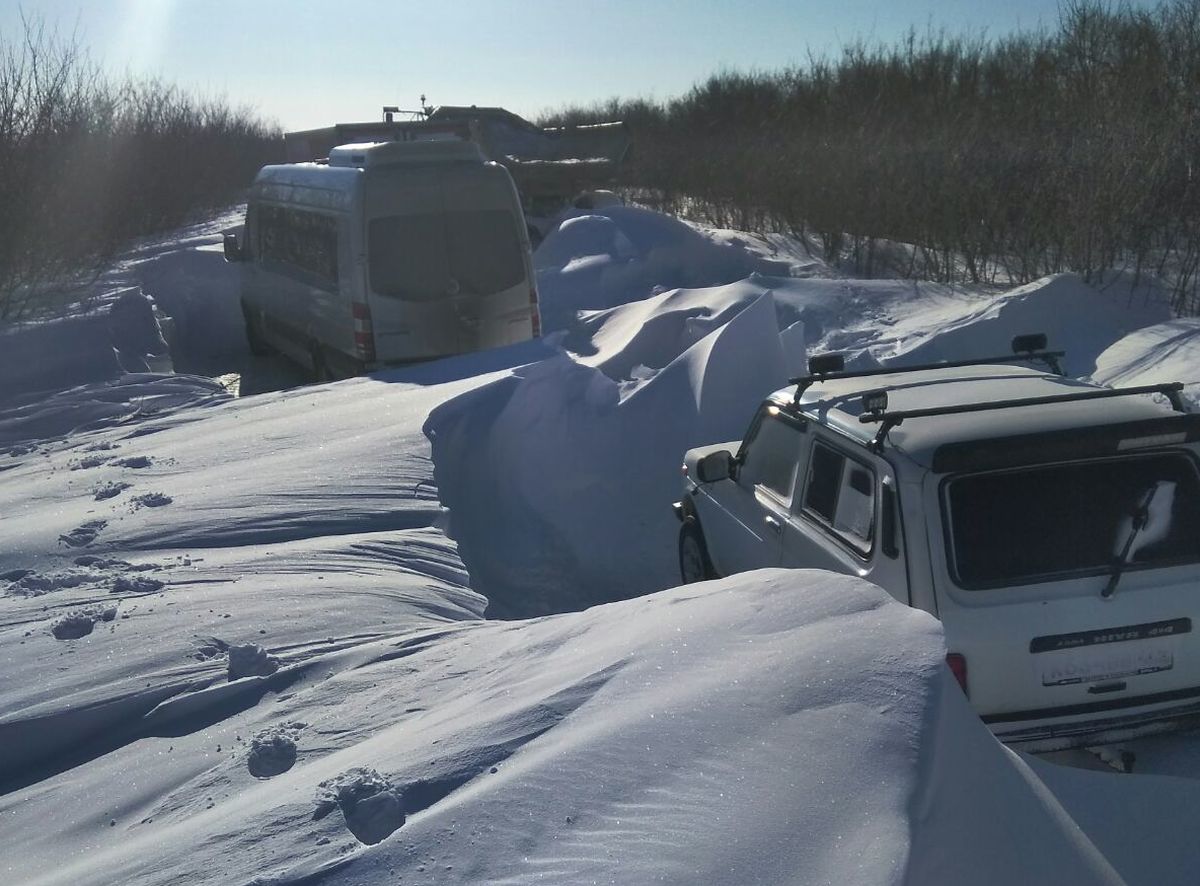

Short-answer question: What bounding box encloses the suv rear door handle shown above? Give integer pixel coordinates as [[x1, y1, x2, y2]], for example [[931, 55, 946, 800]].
[[764, 515, 782, 535]]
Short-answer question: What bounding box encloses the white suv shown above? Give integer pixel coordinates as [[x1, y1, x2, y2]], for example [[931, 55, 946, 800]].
[[676, 335, 1200, 747]]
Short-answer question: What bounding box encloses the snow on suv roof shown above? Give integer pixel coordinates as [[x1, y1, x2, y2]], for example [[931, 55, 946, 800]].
[[781, 363, 1182, 468]]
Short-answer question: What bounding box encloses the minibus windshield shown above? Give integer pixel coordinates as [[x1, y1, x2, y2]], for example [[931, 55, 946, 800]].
[[368, 210, 524, 300], [944, 452, 1200, 588]]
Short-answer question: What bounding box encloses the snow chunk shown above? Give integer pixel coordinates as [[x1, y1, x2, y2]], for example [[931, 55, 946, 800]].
[[314, 767, 405, 845], [248, 724, 302, 778]]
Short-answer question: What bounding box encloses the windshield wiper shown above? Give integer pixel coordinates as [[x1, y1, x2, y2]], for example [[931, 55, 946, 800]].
[[1102, 483, 1164, 599]]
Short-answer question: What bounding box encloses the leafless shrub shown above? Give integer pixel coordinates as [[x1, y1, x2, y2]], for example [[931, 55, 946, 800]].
[[542, 1, 1200, 312], [0, 14, 282, 321]]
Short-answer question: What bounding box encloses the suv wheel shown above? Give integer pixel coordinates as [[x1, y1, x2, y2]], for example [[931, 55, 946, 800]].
[[679, 521, 716, 584]]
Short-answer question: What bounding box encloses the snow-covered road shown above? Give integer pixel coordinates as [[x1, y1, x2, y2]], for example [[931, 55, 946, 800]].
[[5, 204, 1200, 884]]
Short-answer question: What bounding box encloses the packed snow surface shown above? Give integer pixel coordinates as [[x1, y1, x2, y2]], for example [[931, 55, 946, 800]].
[[3, 203, 1200, 884]]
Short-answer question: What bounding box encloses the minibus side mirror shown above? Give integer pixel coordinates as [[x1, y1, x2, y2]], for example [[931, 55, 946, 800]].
[[223, 232, 243, 263]]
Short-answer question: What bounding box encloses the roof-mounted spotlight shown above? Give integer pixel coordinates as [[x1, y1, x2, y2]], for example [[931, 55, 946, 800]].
[[808, 353, 845, 376], [862, 389, 889, 416], [1011, 333, 1047, 354]]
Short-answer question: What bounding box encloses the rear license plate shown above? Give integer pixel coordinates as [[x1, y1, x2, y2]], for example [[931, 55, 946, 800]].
[[1040, 647, 1174, 687]]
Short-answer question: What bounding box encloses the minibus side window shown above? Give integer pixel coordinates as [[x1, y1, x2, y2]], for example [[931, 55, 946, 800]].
[[258, 205, 338, 286]]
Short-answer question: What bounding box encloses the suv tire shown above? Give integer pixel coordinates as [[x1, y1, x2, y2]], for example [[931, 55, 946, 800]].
[[679, 520, 716, 584]]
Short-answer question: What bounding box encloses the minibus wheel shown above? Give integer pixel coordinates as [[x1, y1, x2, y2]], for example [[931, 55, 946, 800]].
[[241, 304, 271, 356], [309, 344, 336, 383]]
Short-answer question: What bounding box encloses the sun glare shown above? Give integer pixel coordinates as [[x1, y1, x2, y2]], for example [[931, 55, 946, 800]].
[[110, 0, 174, 75]]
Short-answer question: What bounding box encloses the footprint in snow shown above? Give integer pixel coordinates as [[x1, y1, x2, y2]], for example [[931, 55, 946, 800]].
[[313, 767, 405, 845], [74, 555, 130, 568], [227, 643, 280, 680], [111, 575, 164, 594], [114, 455, 153, 469], [70, 454, 110, 470], [6, 567, 110, 598], [58, 520, 107, 548], [50, 604, 118, 640], [94, 481, 131, 501]]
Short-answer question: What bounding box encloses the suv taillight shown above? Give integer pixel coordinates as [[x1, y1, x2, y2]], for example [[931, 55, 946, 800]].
[[946, 653, 968, 696]]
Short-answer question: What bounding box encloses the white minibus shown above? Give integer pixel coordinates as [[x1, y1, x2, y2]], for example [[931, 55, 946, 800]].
[[225, 140, 540, 378]]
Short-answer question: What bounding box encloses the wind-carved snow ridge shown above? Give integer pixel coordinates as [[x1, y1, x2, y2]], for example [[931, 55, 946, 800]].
[[425, 286, 789, 617], [534, 205, 799, 333]]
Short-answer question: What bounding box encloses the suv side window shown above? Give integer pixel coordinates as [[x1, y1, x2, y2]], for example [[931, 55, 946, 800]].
[[738, 408, 805, 502], [801, 440, 876, 555]]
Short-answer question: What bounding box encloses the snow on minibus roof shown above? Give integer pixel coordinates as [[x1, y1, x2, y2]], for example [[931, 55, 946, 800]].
[[327, 140, 485, 168]]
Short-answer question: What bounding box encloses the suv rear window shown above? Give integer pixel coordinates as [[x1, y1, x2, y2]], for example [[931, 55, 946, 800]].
[[945, 453, 1200, 588], [369, 209, 524, 300]]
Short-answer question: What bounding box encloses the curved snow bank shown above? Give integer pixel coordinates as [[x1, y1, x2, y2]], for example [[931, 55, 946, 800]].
[[12, 570, 1132, 885], [763, 272, 1170, 379], [1089, 318, 1200, 407], [0, 374, 229, 447], [425, 288, 789, 617], [870, 273, 1165, 377], [535, 205, 796, 332], [0, 290, 173, 407]]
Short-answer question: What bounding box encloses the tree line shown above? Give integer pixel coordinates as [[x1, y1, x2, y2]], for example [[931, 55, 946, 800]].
[[0, 16, 282, 320], [542, 1, 1200, 313]]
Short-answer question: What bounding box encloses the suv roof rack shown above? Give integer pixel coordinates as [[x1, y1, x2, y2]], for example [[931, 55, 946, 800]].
[[858, 382, 1187, 452], [790, 334, 1065, 403]]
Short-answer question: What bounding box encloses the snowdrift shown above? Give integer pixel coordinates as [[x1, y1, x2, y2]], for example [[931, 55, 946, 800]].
[[0, 372, 500, 796], [1090, 318, 1200, 408], [426, 283, 793, 617], [535, 205, 795, 331], [756, 271, 1171, 378], [0, 290, 174, 408], [4, 571, 1136, 886]]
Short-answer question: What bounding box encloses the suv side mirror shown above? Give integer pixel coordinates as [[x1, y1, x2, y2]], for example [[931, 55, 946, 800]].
[[697, 450, 734, 483], [223, 232, 244, 263]]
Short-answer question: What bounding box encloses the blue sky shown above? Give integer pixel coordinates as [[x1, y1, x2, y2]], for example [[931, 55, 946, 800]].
[[2, 1, 1127, 130]]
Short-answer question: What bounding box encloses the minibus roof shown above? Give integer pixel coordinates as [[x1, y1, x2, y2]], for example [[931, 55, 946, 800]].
[[328, 140, 486, 169]]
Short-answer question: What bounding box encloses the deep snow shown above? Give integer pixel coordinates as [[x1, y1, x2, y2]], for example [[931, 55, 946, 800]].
[[3, 202, 1200, 884]]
